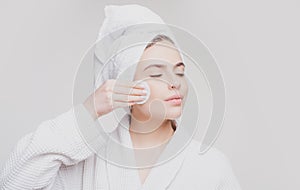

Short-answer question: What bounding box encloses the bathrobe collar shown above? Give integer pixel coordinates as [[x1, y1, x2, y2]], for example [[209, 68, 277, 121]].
[[105, 113, 191, 189]]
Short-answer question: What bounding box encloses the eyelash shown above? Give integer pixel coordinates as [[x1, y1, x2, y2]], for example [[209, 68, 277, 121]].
[[150, 73, 185, 77]]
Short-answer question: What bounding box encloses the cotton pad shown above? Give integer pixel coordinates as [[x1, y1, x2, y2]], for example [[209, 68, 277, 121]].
[[136, 81, 150, 104]]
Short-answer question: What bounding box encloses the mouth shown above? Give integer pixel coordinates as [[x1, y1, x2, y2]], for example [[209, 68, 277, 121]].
[[164, 94, 183, 101], [164, 94, 183, 105]]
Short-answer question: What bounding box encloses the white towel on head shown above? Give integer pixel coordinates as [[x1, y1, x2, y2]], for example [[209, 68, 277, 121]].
[[93, 4, 183, 89], [93, 4, 184, 121]]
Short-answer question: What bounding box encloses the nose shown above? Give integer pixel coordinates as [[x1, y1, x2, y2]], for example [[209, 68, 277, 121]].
[[168, 80, 180, 90], [165, 71, 181, 90]]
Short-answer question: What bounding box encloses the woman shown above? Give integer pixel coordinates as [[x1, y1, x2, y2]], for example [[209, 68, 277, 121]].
[[0, 4, 242, 190]]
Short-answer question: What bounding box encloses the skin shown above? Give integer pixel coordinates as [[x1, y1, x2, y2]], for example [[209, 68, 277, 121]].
[[129, 40, 188, 184], [129, 40, 188, 147], [83, 39, 188, 185]]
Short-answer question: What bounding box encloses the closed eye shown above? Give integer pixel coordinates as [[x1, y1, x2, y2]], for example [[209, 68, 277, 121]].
[[150, 74, 162, 77], [150, 73, 185, 77]]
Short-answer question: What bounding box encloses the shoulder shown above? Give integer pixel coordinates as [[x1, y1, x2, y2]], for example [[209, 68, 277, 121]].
[[185, 139, 229, 161], [182, 139, 234, 176], [178, 140, 242, 189]]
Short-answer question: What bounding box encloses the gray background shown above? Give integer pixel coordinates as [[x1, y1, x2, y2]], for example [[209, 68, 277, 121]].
[[1, 0, 299, 189]]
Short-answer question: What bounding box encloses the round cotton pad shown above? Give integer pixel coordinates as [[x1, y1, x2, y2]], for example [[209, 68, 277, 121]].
[[136, 81, 150, 104]]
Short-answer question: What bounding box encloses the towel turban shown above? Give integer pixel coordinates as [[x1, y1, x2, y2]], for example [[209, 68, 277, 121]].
[[93, 4, 184, 89], [92, 4, 184, 127]]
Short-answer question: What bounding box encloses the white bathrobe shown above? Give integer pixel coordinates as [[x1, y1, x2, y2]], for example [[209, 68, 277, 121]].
[[0, 104, 241, 190], [1, 4, 242, 190]]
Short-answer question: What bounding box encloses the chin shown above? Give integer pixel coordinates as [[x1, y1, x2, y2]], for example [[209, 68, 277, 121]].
[[166, 109, 182, 120]]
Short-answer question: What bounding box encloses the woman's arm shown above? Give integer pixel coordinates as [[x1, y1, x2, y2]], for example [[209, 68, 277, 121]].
[[0, 79, 145, 190], [0, 104, 108, 190]]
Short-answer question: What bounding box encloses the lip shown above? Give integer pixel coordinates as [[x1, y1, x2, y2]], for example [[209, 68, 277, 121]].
[[164, 94, 183, 101]]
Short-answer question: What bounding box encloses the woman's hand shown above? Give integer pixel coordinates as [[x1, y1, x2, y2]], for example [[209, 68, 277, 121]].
[[83, 79, 147, 120]]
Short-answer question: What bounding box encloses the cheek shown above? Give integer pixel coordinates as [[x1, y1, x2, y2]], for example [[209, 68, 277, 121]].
[[181, 79, 188, 93], [147, 82, 165, 100], [135, 83, 167, 116]]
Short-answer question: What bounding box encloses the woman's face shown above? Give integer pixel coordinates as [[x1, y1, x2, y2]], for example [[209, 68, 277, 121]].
[[132, 40, 188, 122]]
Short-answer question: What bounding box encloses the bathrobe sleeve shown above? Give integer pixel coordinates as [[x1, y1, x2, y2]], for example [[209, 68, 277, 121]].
[[0, 104, 108, 190]]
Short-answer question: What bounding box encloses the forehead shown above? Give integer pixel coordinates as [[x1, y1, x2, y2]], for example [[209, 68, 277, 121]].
[[139, 40, 183, 67]]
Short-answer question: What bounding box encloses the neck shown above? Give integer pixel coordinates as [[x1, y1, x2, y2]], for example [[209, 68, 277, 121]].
[[129, 114, 175, 149]]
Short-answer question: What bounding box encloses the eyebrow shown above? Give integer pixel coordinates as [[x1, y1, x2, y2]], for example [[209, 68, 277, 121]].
[[143, 62, 185, 71]]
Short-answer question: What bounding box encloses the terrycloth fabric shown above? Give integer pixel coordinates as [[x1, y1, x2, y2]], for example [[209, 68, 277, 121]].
[[93, 4, 184, 123], [0, 4, 242, 190], [0, 104, 242, 190], [93, 4, 183, 89]]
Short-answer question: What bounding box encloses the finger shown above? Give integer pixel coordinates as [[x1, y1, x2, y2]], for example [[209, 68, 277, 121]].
[[112, 85, 147, 96], [112, 93, 147, 103], [115, 80, 146, 90], [112, 101, 135, 109]]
